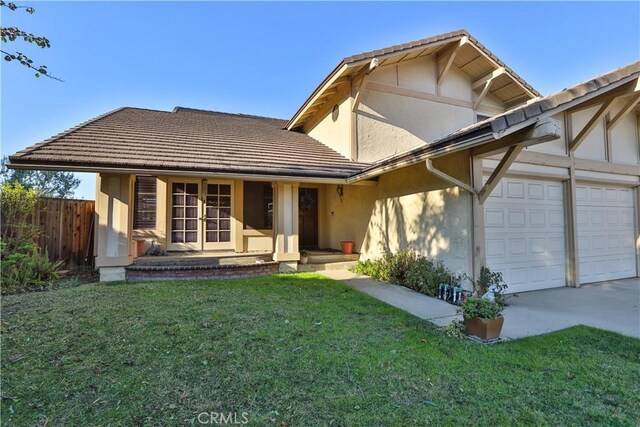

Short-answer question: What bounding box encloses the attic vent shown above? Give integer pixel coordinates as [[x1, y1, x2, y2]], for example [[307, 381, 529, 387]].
[[331, 104, 339, 122]]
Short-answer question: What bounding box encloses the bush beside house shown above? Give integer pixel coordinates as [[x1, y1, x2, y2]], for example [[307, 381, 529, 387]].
[[1, 182, 64, 294], [352, 248, 460, 297]]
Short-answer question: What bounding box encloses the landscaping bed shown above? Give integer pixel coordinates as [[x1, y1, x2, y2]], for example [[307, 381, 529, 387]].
[[1, 273, 639, 425]]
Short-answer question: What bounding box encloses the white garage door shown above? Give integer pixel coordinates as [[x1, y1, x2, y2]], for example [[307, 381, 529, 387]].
[[577, 184, 637, 284], [485, 177, 566, 293]]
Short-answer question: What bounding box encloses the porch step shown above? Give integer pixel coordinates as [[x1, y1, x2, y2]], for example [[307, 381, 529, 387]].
[[125, 258, 278, 281], [306, 252, 360, 264], [298, 261, 358, 272]]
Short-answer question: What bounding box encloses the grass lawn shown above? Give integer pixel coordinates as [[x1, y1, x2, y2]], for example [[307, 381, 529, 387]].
[[1, 273, 639, 426]]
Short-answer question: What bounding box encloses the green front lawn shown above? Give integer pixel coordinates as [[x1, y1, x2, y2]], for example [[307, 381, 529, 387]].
[[2, 273, 639, 426]]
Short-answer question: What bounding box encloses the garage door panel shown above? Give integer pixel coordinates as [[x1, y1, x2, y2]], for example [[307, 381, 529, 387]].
[[485, 177, 566, 293], [577, 183, 637, 284]]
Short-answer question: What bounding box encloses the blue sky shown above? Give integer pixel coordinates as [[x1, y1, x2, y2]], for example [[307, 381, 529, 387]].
[[2, 1, 639, 199]]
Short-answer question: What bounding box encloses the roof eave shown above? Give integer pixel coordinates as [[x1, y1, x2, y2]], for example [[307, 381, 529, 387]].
[[6, 160, 365, 184]]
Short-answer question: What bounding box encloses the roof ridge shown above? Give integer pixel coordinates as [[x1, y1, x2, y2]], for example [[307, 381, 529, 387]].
[[173, 106, 287, 122], [10, 107, 128, 159]]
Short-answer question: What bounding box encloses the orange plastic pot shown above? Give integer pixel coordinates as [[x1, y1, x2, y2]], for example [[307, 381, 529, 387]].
[[340, 241, 355, 254]]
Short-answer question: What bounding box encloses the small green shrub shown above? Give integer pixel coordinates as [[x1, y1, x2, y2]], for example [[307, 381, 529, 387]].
[[352, 248, 459, 298], [459, 297, 503, 320], [467, 266, 510, 304], [442, 319, 466, 339], [1, 245, 64, 294]]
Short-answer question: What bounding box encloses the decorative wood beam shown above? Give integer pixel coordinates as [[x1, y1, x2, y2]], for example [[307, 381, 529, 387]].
[[478, 144, 524, 204], [472, 67, 506, 90], [352, 58, 379, 113], [473, 68, 505, 110], [436, 36, 468, 86], [569, 98, 615, 152], [366, 80, 505, 115], [607, 93, 640, 131]]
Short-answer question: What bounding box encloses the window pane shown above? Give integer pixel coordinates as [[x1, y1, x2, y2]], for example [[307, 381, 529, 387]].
[[219, 208, 231, 219], [172, 183, 185, 194], [172, 195, 184, 206], [186, 183, 198, 194], [243, 181, 272, 230], [219, 231, 231, 242], [185, 207, 198, 219], [219, 185, 231, 195], [172, 207, 184, 218], [135, 176, 157, 229], [172, 219, 184, 230], [185, 195, 198, 206], [206, 219, 218, 230], [185, 219, 198, 231], [206, 231, 218, 242], [172, 232, 184, 243], [207, 184, 218, 195], [219, 196, 231, 207], [185, 231, 198, 243]]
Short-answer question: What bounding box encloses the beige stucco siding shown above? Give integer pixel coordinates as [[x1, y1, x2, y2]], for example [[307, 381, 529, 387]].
[[305, 83, 353, 159], [357, 91, 474, 162], [572, 105, 607, 161], [610, 99, 640, 165], [326, 152, 473, 276]]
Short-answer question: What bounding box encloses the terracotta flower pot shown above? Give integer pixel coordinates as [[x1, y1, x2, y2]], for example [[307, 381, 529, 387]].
[[464, 316, 504, 341], [340, 241, 355, 254]]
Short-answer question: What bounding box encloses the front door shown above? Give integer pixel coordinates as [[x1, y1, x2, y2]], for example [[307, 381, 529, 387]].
[[168, 179, 234, 251], [299, 187, 318, 249]]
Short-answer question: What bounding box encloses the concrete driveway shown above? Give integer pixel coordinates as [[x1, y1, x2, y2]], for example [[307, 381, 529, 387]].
[[321, 271, 640, 340], [502, 278, 640, 339]]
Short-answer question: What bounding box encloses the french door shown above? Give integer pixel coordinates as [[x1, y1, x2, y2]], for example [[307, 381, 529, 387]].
[[168, 179, 234, 251]]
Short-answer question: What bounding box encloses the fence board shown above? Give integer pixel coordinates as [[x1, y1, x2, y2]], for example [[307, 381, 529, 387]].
[[29, 198, 95, 268]]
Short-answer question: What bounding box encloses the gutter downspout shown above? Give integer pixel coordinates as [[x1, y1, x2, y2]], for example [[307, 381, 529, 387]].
[[425, 158, 476, 195]]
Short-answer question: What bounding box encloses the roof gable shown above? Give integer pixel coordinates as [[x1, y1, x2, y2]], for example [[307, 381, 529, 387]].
[[287, 30, 540, 130]]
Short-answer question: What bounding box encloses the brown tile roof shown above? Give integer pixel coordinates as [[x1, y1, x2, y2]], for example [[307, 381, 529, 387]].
[[10, 107, 369, 179]]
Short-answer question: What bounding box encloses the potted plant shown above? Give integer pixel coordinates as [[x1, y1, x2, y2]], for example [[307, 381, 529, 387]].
[[459, 297, 504, 341], [299, 249, 309, 265], [340, 241, 355, 254]]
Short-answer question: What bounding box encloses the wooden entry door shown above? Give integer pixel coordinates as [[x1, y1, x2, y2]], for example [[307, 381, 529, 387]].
[[299, 188, 318, 249]]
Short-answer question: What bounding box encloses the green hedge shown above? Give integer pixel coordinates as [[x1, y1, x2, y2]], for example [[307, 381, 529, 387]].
[[352, 248, 460, 297]]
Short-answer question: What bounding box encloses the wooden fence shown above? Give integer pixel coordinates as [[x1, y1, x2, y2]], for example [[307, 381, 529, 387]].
[[30, 198, 95, 268]]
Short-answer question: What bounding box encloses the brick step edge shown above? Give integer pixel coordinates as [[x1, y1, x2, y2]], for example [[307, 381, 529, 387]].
[[126, 261, 278, 272], [126, 263, 279, 281]]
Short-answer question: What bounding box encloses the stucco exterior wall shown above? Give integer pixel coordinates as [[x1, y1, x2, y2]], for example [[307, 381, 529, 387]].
[[609, 99, 640, 165], [356, 91, 474, 162], [325, 151, 473, 276], [305, 83, 353, 159], [572, 105, 607, 161], [510, 105, 638, 172], [356, 58, 505, 163]]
